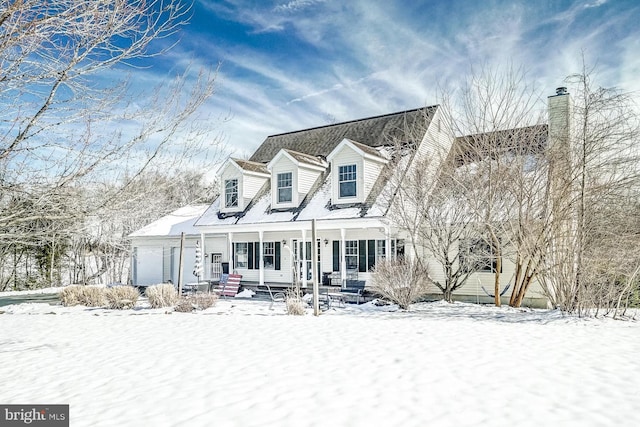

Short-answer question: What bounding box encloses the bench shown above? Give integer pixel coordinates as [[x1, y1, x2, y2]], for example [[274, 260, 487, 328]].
[[340, 280, 367, 304]]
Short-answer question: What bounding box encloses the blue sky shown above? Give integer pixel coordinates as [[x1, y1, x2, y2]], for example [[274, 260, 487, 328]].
[[143, 0, 640, 159]]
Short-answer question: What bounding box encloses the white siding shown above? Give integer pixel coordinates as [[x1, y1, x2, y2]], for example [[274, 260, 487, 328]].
[[418, 238, 548, 306], [243, 174, 268, 206], [297, 166, 322, 199], [413, 107, 454, 186], [362, 158, 385, 198]]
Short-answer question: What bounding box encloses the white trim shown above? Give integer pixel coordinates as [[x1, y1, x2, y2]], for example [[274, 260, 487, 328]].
[[267, 149, 327, 172], [326, 138, 389, 164], [195, 217, 391, 234]]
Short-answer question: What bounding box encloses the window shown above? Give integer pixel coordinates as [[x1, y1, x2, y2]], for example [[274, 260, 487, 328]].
[[263, 242, 275, 269], [277, 172, 292, 203], [390, 239, 405, 260], [233, 242, 281, 270], [376, 240, 386, 261], [345, 240, 358, 270], [225, 179, 238, 208], [234, 242, 248, 269], [459, 238, 500, 273], [338, 164, 357, 198], [333, 239, 404, 272]]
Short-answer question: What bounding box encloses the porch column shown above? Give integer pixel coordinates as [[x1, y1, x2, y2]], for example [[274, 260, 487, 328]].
[[258, 230, 264, 286], [384, 225, 391, 262], [228, 232, 233, 273], [200, 232, 206, 281], [340, 228, 346, 288], [301, 228, 307, 287]]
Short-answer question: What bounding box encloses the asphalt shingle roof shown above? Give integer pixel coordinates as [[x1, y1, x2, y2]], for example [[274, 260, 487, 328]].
[[249, 106, 437, 163]]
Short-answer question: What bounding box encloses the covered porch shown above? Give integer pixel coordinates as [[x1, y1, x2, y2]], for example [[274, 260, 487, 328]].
[[196, 218, 407, 292]]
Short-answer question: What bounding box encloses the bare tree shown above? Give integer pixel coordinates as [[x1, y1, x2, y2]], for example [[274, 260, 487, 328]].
[[0, 0, 221, 289], [541, 63, 640, 314], [444, 66, 546, 306], [389, 149, 479, 302]]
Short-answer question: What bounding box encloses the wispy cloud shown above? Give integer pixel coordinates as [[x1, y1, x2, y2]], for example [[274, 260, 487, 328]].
[[185, 0, 640, 162], [584, 0, 608, 9], [273, 0, 325, 13]]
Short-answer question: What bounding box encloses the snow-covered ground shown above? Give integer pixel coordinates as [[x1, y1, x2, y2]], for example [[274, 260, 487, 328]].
[[0, 297, 638, 427]]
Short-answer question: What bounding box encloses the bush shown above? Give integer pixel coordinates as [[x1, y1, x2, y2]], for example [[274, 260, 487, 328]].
[[59, 285, 83, 307], [285, 289, 306, 315], [174, 297, 195, 313], [146, 283, 178, 308], [105, 286, 139, 309], [59, 285, 107, 307], [174, 292, 218, 313], [192, 292, 218, 310], [370, 259, 432, 310]]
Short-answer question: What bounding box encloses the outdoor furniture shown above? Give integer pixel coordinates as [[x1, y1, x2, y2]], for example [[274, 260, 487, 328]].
[[340, 280, 366, 304], [213, 273, 242, 298], [315, 286, 345, 309], [181, 282, 210, 294], [326, 290, 345, 308], [265, 284, 286, 310]]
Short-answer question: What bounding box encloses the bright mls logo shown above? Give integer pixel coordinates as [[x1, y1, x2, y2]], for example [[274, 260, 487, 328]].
[[0, 405, 68, 426]]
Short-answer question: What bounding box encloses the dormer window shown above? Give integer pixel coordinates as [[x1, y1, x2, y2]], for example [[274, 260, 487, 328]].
[[268, 149, 327, 209], [277, 172, 292, 203], [225, 179, 238, 208], [338, 164, 357, 198]]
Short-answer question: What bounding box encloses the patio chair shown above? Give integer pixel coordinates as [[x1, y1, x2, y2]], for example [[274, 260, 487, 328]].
[[265, 284, 286, 310], [214, 273, 242, 298]]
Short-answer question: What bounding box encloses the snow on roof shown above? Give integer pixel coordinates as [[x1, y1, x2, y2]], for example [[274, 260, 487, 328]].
[[129, 205, 209, 238], [283, 149, 328, 168], [194, 197, 237, 227], [232, 158, 269, 175], [195, 172, 386, 228]]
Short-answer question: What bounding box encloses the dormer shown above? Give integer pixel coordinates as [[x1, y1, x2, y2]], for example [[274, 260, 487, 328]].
[[218, 158, 269, 214], [326, 138, 389, 205], [267, 149, 327, 209]]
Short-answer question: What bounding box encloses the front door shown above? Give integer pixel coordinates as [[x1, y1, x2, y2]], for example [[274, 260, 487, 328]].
[[292, 239, 320, 283], [210, 253, 222, 281]]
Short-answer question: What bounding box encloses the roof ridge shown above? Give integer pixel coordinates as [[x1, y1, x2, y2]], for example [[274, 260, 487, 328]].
[[267, 105, 438, 138], [233, 158, 267, 165]]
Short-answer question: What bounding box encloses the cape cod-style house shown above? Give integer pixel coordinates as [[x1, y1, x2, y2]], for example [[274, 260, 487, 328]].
[[130, 92, 572, 308]]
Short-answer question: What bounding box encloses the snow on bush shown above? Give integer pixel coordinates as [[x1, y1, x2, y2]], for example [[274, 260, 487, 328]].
[[105, 286, 139, 309], [174, 292, 218, 312], [59, 285, 107, 307], [191, 292, 217, 310], [146, 283, 178, 308], [370, 259, 431, 309], [285, 290, 306, 315], [174, 298, 195, 313]]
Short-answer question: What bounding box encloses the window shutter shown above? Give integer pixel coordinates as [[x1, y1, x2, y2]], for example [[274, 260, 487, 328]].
[[358, 240, 366, 272], [367, 240, 376, 271], [248, 242, 254, 270], [275, 242, 281, 271], [232, 243, 236, 269], [332, 241, 340, 272], [255, 242, 260, 270]]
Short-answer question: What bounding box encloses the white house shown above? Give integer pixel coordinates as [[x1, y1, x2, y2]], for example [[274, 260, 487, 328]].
[[130, 93, 572, 308]]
